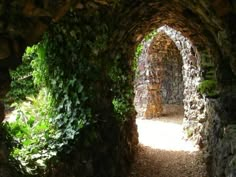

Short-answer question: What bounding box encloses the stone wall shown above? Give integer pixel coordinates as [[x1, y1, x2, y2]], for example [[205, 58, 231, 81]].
[[134, 37, 156, 118], [158, 26, 236, 177], [135, 25, 207, 147], [160, 37, 183, 105], [134, 34, 163, 118], [134, 31, 184, 118], [158, 26, 206, 145], [135, 25, 236, 177], [204, 95, 236, 177]]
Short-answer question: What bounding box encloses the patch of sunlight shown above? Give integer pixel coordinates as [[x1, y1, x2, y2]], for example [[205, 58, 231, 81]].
[[4, 110, 18, 123], [136, 118, 198, 152]]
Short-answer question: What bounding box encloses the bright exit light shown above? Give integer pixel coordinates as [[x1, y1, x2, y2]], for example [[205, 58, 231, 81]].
[[136, 118, 198, 152]]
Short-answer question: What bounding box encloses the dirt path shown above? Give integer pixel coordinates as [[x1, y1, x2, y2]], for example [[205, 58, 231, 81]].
[[129, 105, 208, 177]]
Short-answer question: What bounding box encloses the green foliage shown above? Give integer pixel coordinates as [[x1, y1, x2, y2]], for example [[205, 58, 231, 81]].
[[198, 52, 218, 98], [134, 29, 158, 64], [135, 44, 143, 59], [5, 88, 57, 175], [112, 98, 130, 117], [5, 19, 94, 174], [22, 10, 112, 168], [134, 43, 143, 65], [31, 42, 47, 87], [6, 46, 39, 103], [4, 43, 60, 176], [30, 28, 92, 157], [109, 54, 134, 122], [197, 80, 218, 97], [144, 29, 158, 41], [200, 52, 216, 81], [5, 8, 136, 177]]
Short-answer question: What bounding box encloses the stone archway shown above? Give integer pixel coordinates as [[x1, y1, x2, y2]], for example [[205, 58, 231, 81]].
[[134, 30, 184, 119], [134, 26, 207, 146]]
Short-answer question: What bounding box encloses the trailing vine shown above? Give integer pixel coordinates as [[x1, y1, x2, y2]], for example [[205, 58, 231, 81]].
[[109, 53, 134, 122], [5, 7, 136, 177], [6, 46, 39, 104]]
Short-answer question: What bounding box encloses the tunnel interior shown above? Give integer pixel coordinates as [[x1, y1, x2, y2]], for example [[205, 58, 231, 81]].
[[0, 1, 236, 177], [134, 27, 185, 119], [134, 25, 205, 149]]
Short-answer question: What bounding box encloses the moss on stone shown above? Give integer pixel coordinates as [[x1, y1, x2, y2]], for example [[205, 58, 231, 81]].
[[200, 53, 217, 82], [197, 79, 218, 97]]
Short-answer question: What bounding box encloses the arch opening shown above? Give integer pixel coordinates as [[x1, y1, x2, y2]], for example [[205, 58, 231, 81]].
[[131, 24, 219, 177], [133, 25, 204, 152]]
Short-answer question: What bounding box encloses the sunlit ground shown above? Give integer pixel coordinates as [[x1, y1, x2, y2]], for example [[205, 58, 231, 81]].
[[136, 117, 198, 152]]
